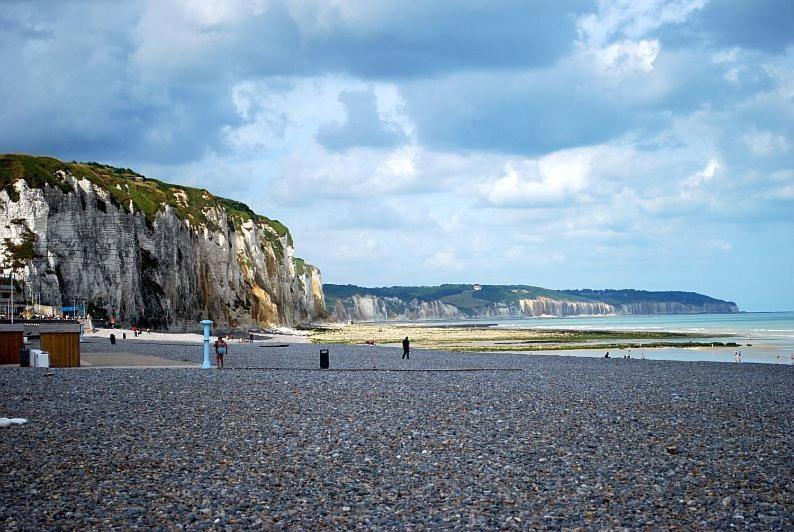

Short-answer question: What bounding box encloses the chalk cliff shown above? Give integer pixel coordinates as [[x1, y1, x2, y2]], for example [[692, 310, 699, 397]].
[[325, 284, 739, 322], [333, 295, 463, 322], [0, 154, 326, 330]]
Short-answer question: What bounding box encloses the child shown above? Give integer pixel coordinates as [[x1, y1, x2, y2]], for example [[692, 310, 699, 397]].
[[214, 335, 228, 370]]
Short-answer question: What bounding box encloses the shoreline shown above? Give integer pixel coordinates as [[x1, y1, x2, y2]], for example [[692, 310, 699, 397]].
[[309, 321, 792, 364]]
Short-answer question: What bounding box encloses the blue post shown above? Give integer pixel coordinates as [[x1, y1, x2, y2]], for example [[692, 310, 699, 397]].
[[201, 320, 213, 369]]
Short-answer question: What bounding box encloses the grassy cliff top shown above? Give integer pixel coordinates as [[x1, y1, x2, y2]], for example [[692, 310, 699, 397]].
[[323, 284, 590, 308], [0, 153, 291, 242]]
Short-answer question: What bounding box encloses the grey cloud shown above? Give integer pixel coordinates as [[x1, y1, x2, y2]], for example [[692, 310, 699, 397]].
[[130, 1, 592, 83], [402, 41, 788, 157], [695, 0, 794, 53], [0, 1, 241, 164], [657, 1, 794, 54], [0, 0, 588, 165], [403, 67, 637, 156], [316, 89, 408, 151]]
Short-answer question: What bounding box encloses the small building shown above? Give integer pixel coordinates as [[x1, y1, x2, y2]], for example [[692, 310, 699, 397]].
[[0, 276, 25, 317], [0, 324, 25, 365], [39, 323, 81, 367], [473, 284, 482, 291]]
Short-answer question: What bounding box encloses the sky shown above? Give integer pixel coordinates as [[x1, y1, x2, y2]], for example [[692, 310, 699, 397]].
[[1, 1, 793, 311]]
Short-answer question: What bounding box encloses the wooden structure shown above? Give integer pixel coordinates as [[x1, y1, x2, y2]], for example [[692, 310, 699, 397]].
[[0, 324, 25, 365], [39, 323, 81, 368]]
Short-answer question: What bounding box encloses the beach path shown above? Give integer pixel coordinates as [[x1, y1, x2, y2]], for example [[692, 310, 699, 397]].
[[80, 352, 198, 368]]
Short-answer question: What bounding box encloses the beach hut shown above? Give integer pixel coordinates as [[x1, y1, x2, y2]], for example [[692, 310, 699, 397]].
[[0, 324, 25, 365], [39, 323, 81, 367]]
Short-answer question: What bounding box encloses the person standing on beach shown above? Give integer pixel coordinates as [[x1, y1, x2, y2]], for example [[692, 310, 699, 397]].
[[214, 335, 228, 370], [402, 337, 410, 360]]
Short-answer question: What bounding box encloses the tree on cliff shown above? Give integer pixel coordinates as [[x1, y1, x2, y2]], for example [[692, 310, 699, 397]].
[[2, 221, 40, 316]]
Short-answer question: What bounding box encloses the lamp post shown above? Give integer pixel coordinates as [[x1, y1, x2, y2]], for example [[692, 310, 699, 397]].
[[201, 320, 213, 369]]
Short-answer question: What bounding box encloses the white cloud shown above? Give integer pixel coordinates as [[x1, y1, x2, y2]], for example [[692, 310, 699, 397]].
[[221, 76, 413, 154], [592, 39, 661, 74], [425, 249, 463, 270], [480, 148, 593, 207], [285, 0, 383, 37], [132, 0, 268, 80], [270, 144, 419, 203], [684, 158, 721, 188], [577, 0, 706, 47], [767, 184, 794, 200], [706, 239, 732, 252], [742, 130, 788, 155]]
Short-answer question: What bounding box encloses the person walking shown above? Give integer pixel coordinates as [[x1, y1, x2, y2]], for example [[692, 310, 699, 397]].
[[402, 336, 410, 360], [214, 335, 228, 370]]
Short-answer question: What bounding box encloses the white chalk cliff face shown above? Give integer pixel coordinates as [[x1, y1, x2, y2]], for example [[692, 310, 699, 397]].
[[0, 163, 325, 330], [333, 295, 463, 322], [330, 294, 738, 322], [330, 295, 612, 321]]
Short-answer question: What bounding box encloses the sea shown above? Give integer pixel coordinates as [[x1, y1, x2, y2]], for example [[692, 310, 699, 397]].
[[423, 312, 794, 365]]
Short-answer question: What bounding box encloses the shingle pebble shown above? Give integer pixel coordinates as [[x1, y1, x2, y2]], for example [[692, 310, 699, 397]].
[[1, 340, 791, 529]]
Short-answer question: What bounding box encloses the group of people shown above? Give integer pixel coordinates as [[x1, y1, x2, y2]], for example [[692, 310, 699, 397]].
[[604, 351, 637, 359], [209, 335, 411, 370], [130, 325, 151, 337]]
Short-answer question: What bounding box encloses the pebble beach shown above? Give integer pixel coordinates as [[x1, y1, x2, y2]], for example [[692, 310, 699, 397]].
[[1, 338, 791, 529]]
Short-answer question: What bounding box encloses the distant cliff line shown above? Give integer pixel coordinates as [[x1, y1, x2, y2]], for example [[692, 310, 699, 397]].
[[325, 284, 739, 322], [0, 154, 326, 330]]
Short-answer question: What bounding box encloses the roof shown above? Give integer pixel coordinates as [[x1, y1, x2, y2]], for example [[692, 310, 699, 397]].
[[39, 323, 81, 333]]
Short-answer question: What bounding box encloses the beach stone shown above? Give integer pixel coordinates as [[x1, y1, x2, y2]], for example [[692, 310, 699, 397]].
[[1, 339, 791, 529]]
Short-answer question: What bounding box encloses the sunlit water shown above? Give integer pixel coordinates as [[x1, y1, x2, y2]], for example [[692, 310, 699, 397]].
[[408, 312, 794, 365]]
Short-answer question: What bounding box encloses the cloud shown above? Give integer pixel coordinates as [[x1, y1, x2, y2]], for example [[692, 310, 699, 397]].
[[576, 0, 706, 47], [317, 88, 409, 151], [127, 0, 590, 82], [684, 158, 721, 188], [706, 239, 733, 252], [269, 145, 419, 203], [742, 130, 788, 155], [480, 148, 593, 207], [690, 0, 794, 53], [425, 249, 463, 270], [2, 0, 793, 308], [591, 39, 662, 74]]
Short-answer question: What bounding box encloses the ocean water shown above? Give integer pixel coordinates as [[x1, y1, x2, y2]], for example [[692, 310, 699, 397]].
[[421, 312, 794, 365], [492, 311, 794, 337]]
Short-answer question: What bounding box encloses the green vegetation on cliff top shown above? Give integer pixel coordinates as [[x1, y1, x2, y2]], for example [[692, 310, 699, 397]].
[[0, 154, 293, 246], [323, 284, 593, 310], [323, 283, 738, 311]]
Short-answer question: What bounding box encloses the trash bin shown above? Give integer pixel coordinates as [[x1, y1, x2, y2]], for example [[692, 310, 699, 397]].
[[110, 333, 116, 345], [20, 348, 30, 367], [320, 349, 329, 369]]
